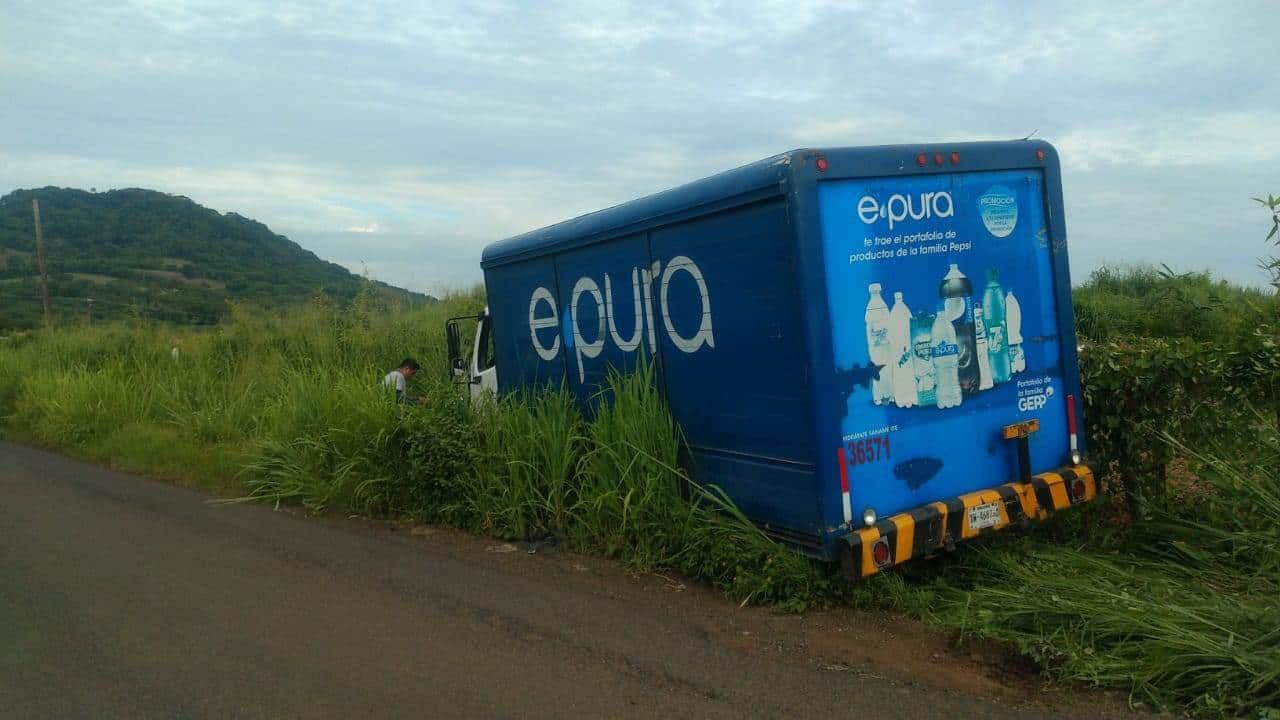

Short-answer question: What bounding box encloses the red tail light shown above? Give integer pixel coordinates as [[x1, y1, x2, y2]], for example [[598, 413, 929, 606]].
[[871, 538, 891, 567], [1070, 477, 1087, 501]]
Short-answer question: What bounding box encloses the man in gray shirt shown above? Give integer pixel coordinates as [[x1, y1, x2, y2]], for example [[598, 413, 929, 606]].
[[383, 358, 427, 405]]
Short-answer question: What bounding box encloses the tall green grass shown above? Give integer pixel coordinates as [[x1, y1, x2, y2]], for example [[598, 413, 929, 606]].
[[445, 363, 829, 606], [0, 288, 483, 488], [918, 417, 1280, 716], [0, 289, 824, 607], [1074, 264, 1278, 343]]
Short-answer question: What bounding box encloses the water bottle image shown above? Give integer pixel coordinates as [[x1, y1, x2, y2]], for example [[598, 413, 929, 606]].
[[1006, 291, 1025, 373], [982, 268, 1011, 384], [864, 283, 893, 405], [911, 315, 936, 407], [973, 303, 994, 391], [931, 304, 962, 409], [890, 292, 916, 408], [940, 264, 979, 395]]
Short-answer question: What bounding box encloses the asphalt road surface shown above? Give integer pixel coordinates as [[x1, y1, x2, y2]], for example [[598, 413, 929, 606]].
[[0, 442, 1138, 719]]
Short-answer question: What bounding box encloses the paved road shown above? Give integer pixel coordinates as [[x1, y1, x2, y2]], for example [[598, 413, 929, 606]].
[[0, 442, 1135, 719]]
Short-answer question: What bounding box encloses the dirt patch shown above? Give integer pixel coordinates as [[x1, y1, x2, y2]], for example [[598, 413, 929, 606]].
[[69, 272, 115, 285], [0, 247, 32, 269], [139, 269, 225, 290], [369, 517, 1143, 717]]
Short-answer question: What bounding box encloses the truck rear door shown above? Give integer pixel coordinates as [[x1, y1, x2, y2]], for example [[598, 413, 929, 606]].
[[819, 169, 1072, 523]]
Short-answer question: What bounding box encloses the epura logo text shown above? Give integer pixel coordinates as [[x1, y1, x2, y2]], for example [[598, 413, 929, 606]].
[[857, 191, 954, 230], [528, 255, 715, 382]]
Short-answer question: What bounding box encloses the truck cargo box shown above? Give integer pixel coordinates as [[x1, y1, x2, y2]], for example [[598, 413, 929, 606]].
[[477, 141, 1093, 572]]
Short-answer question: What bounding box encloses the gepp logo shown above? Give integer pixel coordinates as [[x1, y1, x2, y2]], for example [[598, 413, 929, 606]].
[[857, 191, 954, 231], [528, 255, 715, 382], [1017, 384, 1055, 412]]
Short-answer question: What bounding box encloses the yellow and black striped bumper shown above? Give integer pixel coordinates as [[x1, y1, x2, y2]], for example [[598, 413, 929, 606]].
[[841, 464, 1096, 579]]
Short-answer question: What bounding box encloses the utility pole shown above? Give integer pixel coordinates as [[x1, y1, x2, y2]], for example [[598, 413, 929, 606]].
[[32, 199, 51, 328], [86, 297, 95, 325]]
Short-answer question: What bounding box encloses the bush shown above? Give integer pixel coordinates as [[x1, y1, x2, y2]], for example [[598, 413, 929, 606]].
[[1080, 329, 1280, 515], [388, 388, 480, 521]]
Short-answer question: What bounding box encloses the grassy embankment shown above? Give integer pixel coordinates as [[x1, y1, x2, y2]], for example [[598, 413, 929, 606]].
[[1, 268, 1277, 716], [0, 287, 820, 604]]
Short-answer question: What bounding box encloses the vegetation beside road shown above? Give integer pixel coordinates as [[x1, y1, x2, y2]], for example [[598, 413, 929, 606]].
[[1, 268, 1278, 716]]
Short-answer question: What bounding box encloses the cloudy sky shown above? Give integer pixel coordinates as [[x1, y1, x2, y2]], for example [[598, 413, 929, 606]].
[[2, 1, 1276, 294]]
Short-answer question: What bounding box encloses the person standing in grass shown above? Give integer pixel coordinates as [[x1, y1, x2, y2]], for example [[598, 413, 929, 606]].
[[384, 358, 428, 405]]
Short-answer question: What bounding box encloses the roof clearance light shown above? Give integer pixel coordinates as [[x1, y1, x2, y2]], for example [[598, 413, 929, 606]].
[[916, 153, 928, 167], [815, 157, 829, 172], [933, 152, 944, 166], [1036, 148, 1046, 162], [950, 151, 960, 165]]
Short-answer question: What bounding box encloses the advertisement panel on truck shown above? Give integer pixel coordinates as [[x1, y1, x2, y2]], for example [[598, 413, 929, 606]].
[[820, 170, 1070, 522]]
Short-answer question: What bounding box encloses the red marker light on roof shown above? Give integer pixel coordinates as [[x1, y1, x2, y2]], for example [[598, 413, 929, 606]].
[[934, 153, 944, 166], [950, 151, 960, 165], [916, 153, 928, 167], [815, 157, 828, 172], [1036, 148, 1046, 162]]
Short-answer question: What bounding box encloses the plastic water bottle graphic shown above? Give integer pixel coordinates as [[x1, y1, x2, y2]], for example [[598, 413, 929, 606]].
[[864, 283, 893, 405], [940, 264, 979, 395], [1006, 291, 1025, 374], [889, 292, 916, 408], [983, 269, 1011, 384], [911, 315, 936, 407], [931, 305, 962, 409], [973, 303, 994, 391]]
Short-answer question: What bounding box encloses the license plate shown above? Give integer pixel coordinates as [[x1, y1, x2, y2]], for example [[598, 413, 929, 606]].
[[967, 502, 1001, 530]]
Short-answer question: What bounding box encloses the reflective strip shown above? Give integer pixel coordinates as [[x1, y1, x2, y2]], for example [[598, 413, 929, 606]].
[[1066, 393, 1080, 453], [890, 513, 914, 561], [1042, 472, 1071, 509], [859, 526, 882, 570], [1009, 482, 1039, 518], [1078, 465, 1097, 501], [840, 464, 1097, 580], [836, 448, 852, 524]]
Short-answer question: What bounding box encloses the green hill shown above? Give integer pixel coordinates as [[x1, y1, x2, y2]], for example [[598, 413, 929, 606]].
[[0, 187, 434, 330]]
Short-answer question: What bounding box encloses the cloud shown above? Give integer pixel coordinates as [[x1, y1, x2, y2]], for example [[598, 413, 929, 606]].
[[1, 0, 1277, 292], [1056, 113, 1280, 173]]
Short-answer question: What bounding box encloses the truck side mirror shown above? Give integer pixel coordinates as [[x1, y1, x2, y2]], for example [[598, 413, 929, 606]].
[[446, 321, 463, 374]]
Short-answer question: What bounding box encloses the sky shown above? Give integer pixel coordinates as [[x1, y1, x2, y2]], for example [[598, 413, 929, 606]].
[[2, 0, 1277, 295]]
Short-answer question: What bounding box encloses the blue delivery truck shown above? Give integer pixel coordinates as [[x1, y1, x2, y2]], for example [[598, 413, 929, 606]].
[[449, 140, 1096, 578]]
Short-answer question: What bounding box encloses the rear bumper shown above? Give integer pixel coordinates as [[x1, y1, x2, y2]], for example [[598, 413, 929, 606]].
[[840, 464, 1097, 579]]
